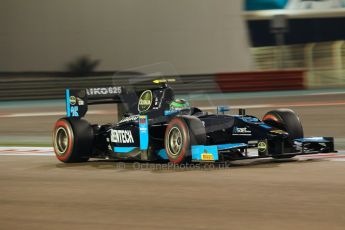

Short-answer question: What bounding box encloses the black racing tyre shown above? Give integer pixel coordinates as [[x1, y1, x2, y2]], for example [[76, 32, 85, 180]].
[[53, 118, 94, 163], [164, 116, 206, 164], [263, 109, 303, 159]]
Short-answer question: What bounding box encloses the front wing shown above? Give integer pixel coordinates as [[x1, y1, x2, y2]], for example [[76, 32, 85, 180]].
[[157, 137, 336, 162]]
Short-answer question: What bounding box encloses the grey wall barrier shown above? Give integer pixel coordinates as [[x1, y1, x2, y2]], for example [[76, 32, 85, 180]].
[[0, 70, 309, 101], [0, 73, 219, 101]]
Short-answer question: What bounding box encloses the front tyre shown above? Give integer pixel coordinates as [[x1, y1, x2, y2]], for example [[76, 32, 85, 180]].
[[164, 116, 206, 164], [53, 118, 93, 163], [263, 109, 303, 159]]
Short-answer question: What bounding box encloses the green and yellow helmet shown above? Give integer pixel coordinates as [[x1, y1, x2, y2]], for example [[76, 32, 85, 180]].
[[170, 99, 190, 111]]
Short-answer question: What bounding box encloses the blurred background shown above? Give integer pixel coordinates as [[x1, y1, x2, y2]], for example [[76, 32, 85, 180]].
[[1, 0, 345, 146]]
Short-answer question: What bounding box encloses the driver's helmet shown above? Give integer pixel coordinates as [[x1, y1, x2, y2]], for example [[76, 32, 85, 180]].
[[170, 99, 190, 111]]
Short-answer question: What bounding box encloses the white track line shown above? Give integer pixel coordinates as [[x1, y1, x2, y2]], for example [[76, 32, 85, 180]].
[[0, 153, 55, 156], [0, 146, 53, 151], [329, 158, 345, 162], [0, 147, 55, 156], [307, 91, 345, 96], [200, 101, 345, 111]]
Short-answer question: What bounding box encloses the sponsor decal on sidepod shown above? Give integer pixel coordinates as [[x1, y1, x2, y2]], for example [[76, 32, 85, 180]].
[[232, 126, 252, 136], [111, 130, 134, 144]]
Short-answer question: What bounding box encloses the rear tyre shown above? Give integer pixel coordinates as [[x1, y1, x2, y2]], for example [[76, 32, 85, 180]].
[[164, 116, 206, 164], [263, 109, 304, 159], [53, 118, 93, 163]]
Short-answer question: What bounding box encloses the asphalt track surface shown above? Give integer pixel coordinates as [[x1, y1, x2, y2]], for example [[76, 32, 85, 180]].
[[0, 150, 345, 230], [1, 90, 345, 229]]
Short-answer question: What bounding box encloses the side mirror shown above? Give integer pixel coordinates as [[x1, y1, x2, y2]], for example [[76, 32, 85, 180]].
[[217, 106, 230, 115]]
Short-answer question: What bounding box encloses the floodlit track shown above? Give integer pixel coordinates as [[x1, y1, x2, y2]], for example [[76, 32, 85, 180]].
[[1, 90, 345, 229]]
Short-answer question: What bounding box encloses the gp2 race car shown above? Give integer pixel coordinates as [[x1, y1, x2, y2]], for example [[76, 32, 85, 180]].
[[52, 83, 336, 164]]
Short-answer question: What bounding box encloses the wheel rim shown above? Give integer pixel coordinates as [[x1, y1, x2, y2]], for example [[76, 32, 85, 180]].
[[55, 127, 69, 156], [168, 127, 183, 156]]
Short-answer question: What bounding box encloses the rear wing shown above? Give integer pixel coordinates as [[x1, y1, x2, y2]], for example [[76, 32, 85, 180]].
[[65, 86, 123, 118], [65, 84, 175, 119]]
